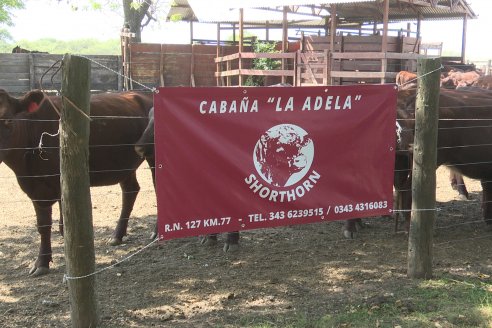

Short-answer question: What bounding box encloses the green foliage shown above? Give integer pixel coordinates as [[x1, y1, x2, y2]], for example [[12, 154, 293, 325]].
[[62, 0, 122, 11], [0, 28, 13, 42], [169, 13, 182, 22], [0, 0, 24, 26], [0, 38, 120, 54], [245, 40, 280, 86]]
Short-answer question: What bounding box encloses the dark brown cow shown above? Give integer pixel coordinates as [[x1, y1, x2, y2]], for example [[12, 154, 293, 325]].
[[396, 87, 492, 229], [12, 46, 48, 54], [395, 70, 471, 200], [0, 89, 153, 276]]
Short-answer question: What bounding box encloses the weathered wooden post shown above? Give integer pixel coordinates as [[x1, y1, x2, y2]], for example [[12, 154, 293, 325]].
[[407, 57, 441, 279], [60, 54, 99, 326]]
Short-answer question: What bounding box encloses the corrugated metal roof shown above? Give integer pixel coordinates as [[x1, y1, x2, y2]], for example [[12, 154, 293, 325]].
[[167, 0, 476, 25]]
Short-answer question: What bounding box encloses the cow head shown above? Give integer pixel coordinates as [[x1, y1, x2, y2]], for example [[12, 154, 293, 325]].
[[395, 89, 417, 154], [0, 89, 44, 162]]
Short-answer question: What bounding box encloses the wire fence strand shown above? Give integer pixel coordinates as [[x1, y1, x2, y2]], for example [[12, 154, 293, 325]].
[[0, 54, 490, 282]]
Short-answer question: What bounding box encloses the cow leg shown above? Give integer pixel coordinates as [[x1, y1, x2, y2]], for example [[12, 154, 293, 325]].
[[481, 180, 492, 230], [394, 154, 412, 232], [58, 201, 64, 236], [455, 174, 469, 200], [200, 234, 218, 246], [450, 170, 458, 190], [146, 158, 158, 240], [150, 224, 158, 241], [29, 202, 53, 276], [223, 231, 240, 252], [110, 172, 140, 245], [394, 186, 412, 232], [342, 219, 359, 239]]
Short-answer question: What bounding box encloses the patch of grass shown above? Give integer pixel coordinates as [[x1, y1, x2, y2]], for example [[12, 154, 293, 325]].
[[245, 275, 492, 328]]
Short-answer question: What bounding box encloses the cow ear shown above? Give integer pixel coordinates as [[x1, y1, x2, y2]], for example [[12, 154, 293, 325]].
[[19, 90, 44, 113]]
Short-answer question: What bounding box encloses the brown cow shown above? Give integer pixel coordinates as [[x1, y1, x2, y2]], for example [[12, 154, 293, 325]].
[[0, 89, 153, 276], [396, 71, 417, 90], [394, 71, 471, 200], [396, 87, 492, 229]]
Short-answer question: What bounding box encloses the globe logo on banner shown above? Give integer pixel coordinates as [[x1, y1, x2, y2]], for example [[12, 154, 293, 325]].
[[253, 124, 314, 187]]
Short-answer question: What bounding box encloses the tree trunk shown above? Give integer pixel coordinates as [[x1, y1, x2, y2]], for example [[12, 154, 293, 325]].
[[123, 0, 151, 42]]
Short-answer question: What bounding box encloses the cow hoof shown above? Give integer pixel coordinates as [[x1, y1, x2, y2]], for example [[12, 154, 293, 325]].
[[343, 230, 356, 239], [356, 221, 368, 230], [29, 266, 50, 277], [199, 236, 218, 246], [108, 237, 123, 246], [458, 194, 469, 201], [223, 243, 240, 253]]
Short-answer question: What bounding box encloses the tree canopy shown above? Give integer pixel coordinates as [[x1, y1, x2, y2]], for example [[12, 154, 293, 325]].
[[58, 0, 169, 42], [3, 1, 168, 42], [0, 0, 24, 41]]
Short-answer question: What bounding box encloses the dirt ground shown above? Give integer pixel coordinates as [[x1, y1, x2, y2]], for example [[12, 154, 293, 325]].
[[0, 164, 490, 328]]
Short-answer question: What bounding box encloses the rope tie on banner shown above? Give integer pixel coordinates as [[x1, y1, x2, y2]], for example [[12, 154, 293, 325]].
[[396, 121, 402, 143]]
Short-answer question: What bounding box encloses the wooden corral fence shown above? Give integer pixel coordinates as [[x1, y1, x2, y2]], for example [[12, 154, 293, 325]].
[[215, 52, 297, 86], [0, 53, 121, 95], [212, 35, 423, 87], [475, 59, 492, 75], [298, 34, 421, 85], [124, 43, 249, 89]]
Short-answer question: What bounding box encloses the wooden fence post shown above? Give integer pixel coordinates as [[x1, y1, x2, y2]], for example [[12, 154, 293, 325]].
[[60, 54, 99, 327], [407, 57, 441, 279]]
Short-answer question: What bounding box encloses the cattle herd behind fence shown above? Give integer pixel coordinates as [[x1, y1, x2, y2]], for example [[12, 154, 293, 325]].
[[0, 53, 122, 95]]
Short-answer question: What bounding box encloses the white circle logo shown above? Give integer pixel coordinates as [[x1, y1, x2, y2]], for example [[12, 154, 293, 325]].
[[253, 124, 314, 187]]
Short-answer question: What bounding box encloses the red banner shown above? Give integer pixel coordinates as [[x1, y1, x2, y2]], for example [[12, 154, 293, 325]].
[[154, 85, 397, 240]]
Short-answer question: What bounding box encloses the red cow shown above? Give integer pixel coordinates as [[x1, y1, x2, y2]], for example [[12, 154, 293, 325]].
[[0, 89, 153, 276], [396, 87, 492, 229]]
